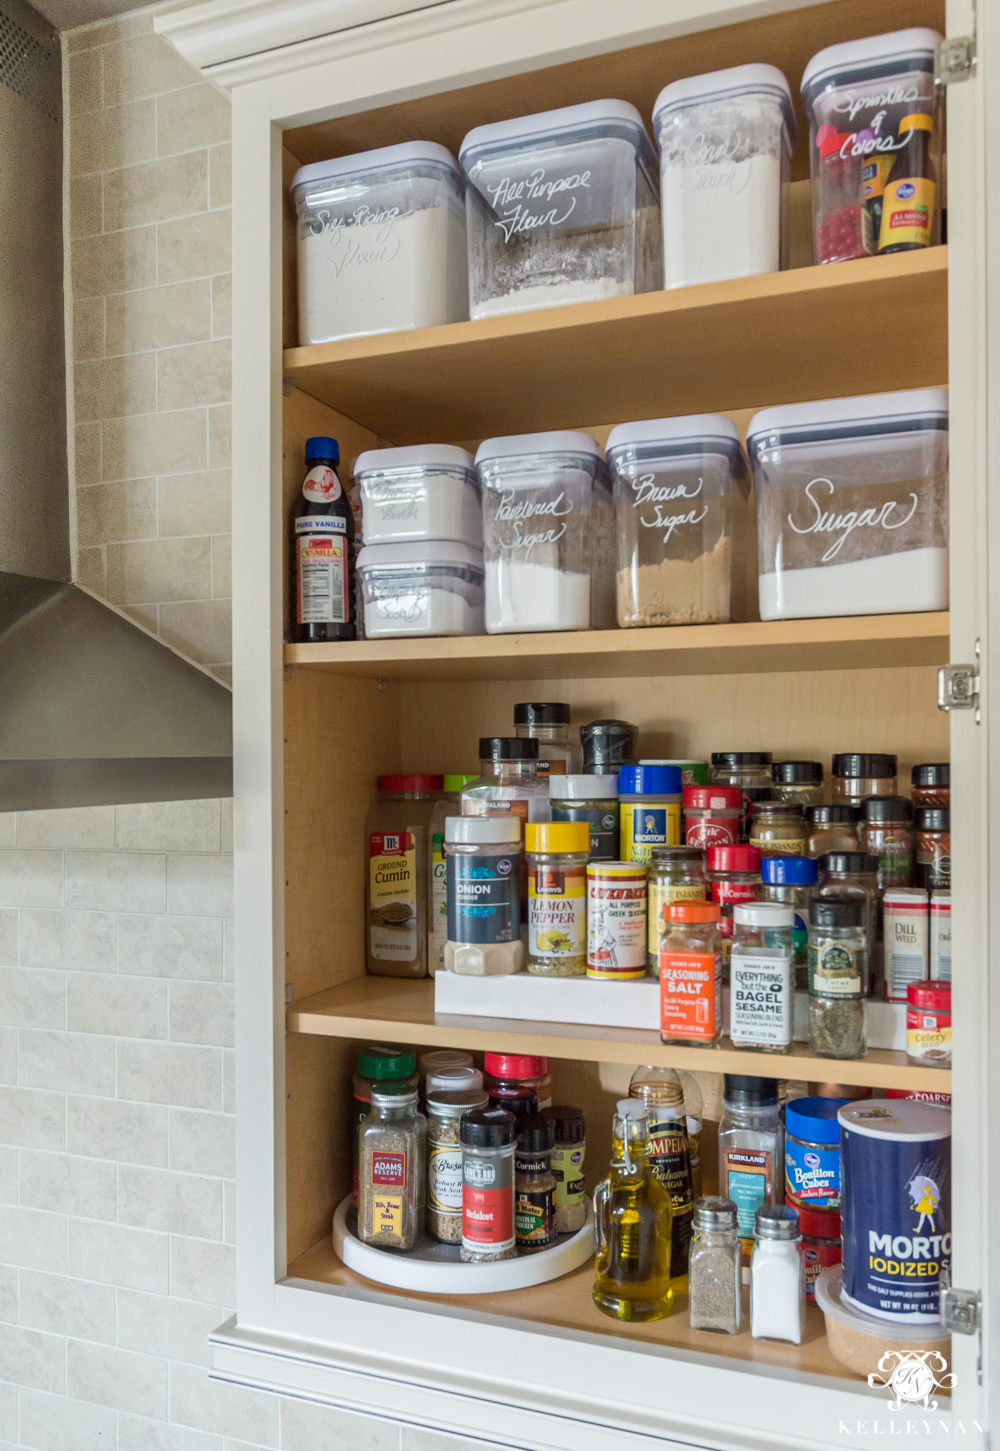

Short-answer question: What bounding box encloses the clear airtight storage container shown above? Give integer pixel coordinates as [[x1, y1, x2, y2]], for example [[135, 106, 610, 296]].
[[357, 542, 485, 637], [653, 64, 795, 290], [459, 101, 661, 320], [748, 389, 948, 621], [607, 415, 745, 627], [291, 142, 468, 345], [801, 29, 941, 266], [353, 445, 481, 547], [476, 432, 615, 634]]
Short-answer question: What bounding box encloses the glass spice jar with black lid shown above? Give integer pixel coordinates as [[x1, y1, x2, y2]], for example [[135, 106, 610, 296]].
[[817, 851, 879, 987], [914, 807, 950, 890], [579, 719, 638, 776], [912, 763, 950, 809], [830, 753, 897, 803], [859, 796, 914, 890], [771, 761, 824, 808], [807, 895, 867, 1061], [515, 1114, 557, 1253], [710, 752, 774, 842], [807, 804, 860, 858], [461, 1107, 516, 1263]]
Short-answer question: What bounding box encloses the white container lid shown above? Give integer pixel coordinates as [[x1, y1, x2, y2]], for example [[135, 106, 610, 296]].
[[883, 889, 929, 905], [606, 414, 741, 456], [356, 541, 484, 571], [353, 444, 476, 478], [733, 901, 795, 928], [746, 388, 948, 458], [838, 1097, 951, 1142], [653, 63, 794, 135], [475, 431, 602, 467], [815, 1266, 950, 1343], [548, 774, 619, 800], [445, 815, 521, 844], [460, 99, 652, 167], [291, 141, 461, 193], [801, 28, 941, 105]]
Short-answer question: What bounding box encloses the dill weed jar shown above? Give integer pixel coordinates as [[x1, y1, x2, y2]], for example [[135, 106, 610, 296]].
[[524, 822, 590, 976], [359, 1082, 427, 1250], [808, 896, 868, 1061], [426, 1087, 488, 1243], [647, 846, 706, 969]]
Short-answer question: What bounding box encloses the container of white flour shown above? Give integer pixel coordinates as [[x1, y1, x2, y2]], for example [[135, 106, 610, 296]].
[[747, 389, 949, 621], [607, 415, 746, 627], [476, 432, 615, 634], [357, 541, 485, 638], [353, 445, 481, 547], [653, 63, 794, 290], [292, 142, 468, 345], [459, 101, 662, 321]]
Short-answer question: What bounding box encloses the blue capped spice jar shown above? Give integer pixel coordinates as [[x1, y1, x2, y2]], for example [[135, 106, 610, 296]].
[[784, 1096, 850, 1213], [760, 855, 818, 989], [618, 765, 682, 864]]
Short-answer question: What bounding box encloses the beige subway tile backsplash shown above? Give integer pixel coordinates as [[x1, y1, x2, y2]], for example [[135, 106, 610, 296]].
[[156, 208, 231, 285], [71, 98, 157, 177], [75, 423, 102, 487], [73, 226, 157, 299], [68, 973, 167, 1040], [77, 479, 158, 549], [167, 1107, 234, 1178], [117, 1163, 223, 1239], [66, 851, 168, 915], [106, 279, 212, 355], [17, 807, 115, 851], [19, 1389, 118, 1451], [18, 1028, 117, 1097], [0, 851, 65, 910], [158, 600, 232, 666], [0, 1323, 66, 1395], [157, 83, 232, 156], [0, 1205, 68, 1274], [104, 152, 208, 232], [116, 1289, 223, 1367], [208, 142, 231, 209], [102, 408, 206, 482], [73, 296, 105, 362], [116, 800, 221, 854], [66, 1338, 168, 1419], [212, 535, 231, 598], [76, 352, 157, 424], [0, 1087, 66, 1151], [117, 1039, 221, 1110], [102, 32, 201, 106], [158, 340, 231, 412], [67, 1095, 168, 1168], [157, 470, 230, 539], [69, 173, 103, 241], [117, 913, 223, 981], [68, 48, 102, 116], [20, 909, 117, 974], [106, 538, 213, 606], [211, 274, 232, 339], [19, 1269, 117, 1343], [18, 1149, 117, 1221]]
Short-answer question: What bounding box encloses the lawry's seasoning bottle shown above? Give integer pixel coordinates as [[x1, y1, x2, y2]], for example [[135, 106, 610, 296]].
[[293, 436, 357, 641]]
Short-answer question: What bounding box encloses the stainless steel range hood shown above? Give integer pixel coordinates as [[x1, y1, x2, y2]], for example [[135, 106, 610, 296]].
[[0, 0, 232, 812]]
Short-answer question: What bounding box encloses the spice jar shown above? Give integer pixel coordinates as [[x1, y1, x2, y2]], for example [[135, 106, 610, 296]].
[[784, 1096, 848, 1213], [514, 701, 578, 777], [580, 719, 638, 776], [659, 901, 722, 1046], [931, 893, 951, 979], [619, 765, 682, 863], [426, 1087, 488, 1242], [817, 851, 879, 984], [808, 896, 868, 1061], [830, 753, 897, 804], [718, 1075, 783, 1272], [799, 1207, 842, 1303], [641, 758, 709, 786], [587, 861, 648, 980], [684, 785, 742, 848], [647, 846, 707, 968], [914, 807, 950, 891], [748, 800, 808, 856], [427, 1064, 484, 1096], [484, 1052, 552, 1110], [729, 902, 794, 1054], [705, 844, 761, 970], [807, 803, 860, 858], [883, 888, 929, 1002], [549, 774, 620, 861], [524, 821, 590, 976], [444, 816, 523, 975], [461, 1108, 516, 1263], [419, 1049, 472, 1089], [515, 1115, 557, 1253], [750, 1205, 804, 1344], [771, 761, 824, 807], [710, 752, 773, 841], [906, 980, 951, 1068], [688, 1196, 742, 1334], [544, 1105, 586, 1234], [760, 855, 817, 988], [352, 1044, 417, 1210], [486, 1083, 539, 1120], [911, 763, 950, 808], [860, 795, 914, 889], [359, 1082, 427, 1251], [365, 774, 443, 978]]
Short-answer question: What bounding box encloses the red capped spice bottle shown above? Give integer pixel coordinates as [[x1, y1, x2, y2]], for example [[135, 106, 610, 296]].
[[705, 845, 762, 969], [906, 980, 951, 1068], [798, 1206, 842, 1302], [484, 1052, 551, 1110], [683, 786, 742, 848]]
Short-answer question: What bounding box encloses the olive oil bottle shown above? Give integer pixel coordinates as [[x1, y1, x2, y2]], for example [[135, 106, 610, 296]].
[[592, 1100, 673, 1322]]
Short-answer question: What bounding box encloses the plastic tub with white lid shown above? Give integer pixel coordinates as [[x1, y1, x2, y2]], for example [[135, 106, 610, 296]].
[[353, 444, 481, 547], [747, 388, 948, 621], [476, 431, 615, 635], [653, 63, 795, 289], [291, 141, 468, 345], [357, 540, 484, 637], [459, 100, 662, 320]]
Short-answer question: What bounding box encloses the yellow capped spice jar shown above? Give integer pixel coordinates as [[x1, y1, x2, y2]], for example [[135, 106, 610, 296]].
[[525, 821, 590, 976]]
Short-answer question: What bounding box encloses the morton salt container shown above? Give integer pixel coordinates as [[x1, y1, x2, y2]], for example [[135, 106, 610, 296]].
[[838, 1097, 951, 1322], [747, 388, 949, 621]]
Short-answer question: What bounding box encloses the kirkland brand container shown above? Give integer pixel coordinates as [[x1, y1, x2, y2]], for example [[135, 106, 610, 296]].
[[653, 64, 795, 289], [748, 389, 949, 621], [801, 29, 942, 265], [838, 1098, 951, 1321], [476, 432, 615, 634], [292, 143, 468, 344], [356, 542, 485, 637], [459, 101, 662, 320], [606, 415, 745, 628], [353, 445, 482, 547]]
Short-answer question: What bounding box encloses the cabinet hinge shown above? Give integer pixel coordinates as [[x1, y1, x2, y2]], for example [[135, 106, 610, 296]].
[[935, 35, 976, 85], [941, 1284, 981, 1334], [938, 658, 980, 718]]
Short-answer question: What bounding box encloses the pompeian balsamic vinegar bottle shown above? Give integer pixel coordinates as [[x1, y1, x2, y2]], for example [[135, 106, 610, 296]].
[[293, 435, 357, 642]]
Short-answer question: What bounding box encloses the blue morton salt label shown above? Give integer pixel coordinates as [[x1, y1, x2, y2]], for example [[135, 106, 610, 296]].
[[838, 1100, 951, 1322]]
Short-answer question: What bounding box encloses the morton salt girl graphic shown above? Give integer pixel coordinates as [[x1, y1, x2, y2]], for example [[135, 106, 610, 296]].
[[293, 436, 357, 642], [619, 765, 682, 865]]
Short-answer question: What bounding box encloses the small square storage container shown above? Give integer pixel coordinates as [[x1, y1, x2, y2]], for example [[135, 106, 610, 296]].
[[607, 415, 746, 627], [476, 431, 615, 634], [748, 388, 948, 621], [459, 101, 661, 320], [801, 29, 942, 265], [353, 445, 481, 547], [357, 541, 485, 637], [291, 142, 468, 345], [653, 63, 794, 290]]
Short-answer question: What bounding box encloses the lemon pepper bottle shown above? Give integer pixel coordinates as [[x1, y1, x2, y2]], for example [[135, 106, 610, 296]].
[[593, 1099, 673, 1322]]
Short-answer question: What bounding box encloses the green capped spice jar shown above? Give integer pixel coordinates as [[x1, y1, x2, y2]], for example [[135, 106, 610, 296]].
[[352, 1044, 417, 1210], [807, 896, 867, 1061], [543, 1105, 586, 1233]]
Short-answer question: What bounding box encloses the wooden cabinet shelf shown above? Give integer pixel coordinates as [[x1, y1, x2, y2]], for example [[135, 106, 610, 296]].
[[283, 248, 947, 444], [286, 976, 950, 1093]]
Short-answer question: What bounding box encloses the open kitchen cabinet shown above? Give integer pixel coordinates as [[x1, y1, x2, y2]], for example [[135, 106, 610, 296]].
[[155, 0, 995, 1444]]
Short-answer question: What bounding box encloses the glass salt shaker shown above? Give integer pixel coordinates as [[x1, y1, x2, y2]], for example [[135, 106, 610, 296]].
[[689, 1196, 742, 1334], [750, 1204, 804, 1343]]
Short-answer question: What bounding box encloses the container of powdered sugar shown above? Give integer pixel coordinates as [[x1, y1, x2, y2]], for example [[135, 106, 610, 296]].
[[607, 414, 747, 628], [747, 388, 949, 621], [458, 100, 662, 321], [476, 431, 616, 635]]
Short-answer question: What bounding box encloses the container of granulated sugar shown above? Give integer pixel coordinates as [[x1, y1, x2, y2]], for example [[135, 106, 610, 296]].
[[607, 415, 747, 628], [747, 388, 948, 621], [459, 101, 661, 321], [476, 432, 615, 635], [291, 142, 468, 345], [354, 445, 482, 547]]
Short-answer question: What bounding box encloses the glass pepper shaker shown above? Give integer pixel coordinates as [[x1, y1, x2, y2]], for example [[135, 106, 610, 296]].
[[689, 1196, 742, 1334]]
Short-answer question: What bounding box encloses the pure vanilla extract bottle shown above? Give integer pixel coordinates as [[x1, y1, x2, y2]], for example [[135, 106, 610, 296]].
[[293, 435, 356, 642], [877, 113, 936, 255]]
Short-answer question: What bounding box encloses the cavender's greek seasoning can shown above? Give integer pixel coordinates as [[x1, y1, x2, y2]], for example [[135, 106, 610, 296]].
[[838, 1098, 951, 1321], [586, 862, 647, 980]]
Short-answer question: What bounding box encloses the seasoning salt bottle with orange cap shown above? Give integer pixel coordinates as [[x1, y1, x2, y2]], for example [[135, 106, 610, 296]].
[[659, 901, 723, 1047]]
